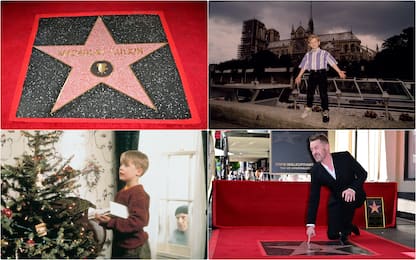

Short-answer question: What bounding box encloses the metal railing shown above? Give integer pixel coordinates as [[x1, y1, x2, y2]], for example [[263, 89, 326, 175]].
[[294, 76, 415, 114]]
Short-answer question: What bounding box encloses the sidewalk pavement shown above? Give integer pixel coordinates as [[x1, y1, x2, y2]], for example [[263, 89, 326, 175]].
[[210, 99, 415, 129]]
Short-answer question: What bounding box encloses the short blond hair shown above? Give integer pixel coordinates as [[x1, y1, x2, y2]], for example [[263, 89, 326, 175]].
[[120, 150, 149, 174], [307, 34, 320, 43]]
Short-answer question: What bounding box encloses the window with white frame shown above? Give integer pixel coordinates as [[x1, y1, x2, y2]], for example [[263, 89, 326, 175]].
[[138, 131, 206, 259]]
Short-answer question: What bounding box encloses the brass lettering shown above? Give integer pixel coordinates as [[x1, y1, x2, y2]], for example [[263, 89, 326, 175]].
[[56, 47, 144, 57], [111, 47, 143, 55], [57, 49, 105, 57]]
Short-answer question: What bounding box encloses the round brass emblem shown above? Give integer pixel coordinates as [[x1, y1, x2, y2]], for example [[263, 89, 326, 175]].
[[90, 61, 113, 77]]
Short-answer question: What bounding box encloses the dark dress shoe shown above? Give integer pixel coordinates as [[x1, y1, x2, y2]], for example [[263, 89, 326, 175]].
[[322, 110, 330, 123], [339, 232, 348, 245], [351, 225, 360, 236]]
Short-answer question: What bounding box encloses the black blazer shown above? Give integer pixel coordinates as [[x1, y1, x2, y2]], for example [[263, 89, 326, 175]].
[[306, 151, 367, 224]]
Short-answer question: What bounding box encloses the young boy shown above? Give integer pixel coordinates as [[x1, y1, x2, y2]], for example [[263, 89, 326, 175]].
[[295, 34, 346, 123], [96, 150, 151, 259]]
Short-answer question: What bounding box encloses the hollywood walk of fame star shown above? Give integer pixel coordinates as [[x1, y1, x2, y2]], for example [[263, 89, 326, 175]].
[[34, 17, 167, 113], [264, 241, 354, 256], [369, 201, 381, 214]]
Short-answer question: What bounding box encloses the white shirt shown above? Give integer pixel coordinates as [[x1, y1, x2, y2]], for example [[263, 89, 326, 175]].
[[321, 161, 336, 180], [299, 48, 337, 70]]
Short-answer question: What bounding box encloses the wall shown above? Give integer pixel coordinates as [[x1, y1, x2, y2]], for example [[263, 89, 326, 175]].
[[385, 131, 415, 192]]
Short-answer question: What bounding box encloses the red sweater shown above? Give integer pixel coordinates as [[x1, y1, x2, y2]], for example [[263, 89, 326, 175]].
[[104, 184, 150, 249]]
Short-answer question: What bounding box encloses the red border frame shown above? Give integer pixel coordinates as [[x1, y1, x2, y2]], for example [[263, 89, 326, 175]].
[[2, 4, 206, 129]]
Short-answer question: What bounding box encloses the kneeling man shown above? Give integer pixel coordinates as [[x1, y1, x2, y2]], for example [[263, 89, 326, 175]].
[[306, 133, 367, 244]]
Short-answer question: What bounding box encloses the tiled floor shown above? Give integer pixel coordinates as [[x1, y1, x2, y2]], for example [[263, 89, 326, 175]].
[[366, 217, 415, 249]]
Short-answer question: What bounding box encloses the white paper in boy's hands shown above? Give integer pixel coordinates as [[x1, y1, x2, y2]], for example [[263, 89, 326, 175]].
[[109, 202, 129, 219], [88, 207, 108, 219], [88, 202, 129, 219]]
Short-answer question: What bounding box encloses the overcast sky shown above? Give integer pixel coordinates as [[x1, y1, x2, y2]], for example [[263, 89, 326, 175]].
[[209, 1, 415, 64]]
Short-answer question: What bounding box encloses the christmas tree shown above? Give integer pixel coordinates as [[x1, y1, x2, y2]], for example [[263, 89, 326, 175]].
[[1, 131, 100, 258]]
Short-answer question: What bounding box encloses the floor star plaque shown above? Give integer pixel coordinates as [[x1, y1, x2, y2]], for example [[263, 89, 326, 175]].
[[15, 14, 193, 120], [260, 240, 373, 256]]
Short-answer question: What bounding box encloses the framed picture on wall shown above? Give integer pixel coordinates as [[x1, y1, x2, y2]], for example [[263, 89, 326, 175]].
[[364, 197, 386, 228]]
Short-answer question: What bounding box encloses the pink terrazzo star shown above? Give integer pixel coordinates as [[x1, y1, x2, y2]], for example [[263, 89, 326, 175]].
[[35, 17, 167, 113]]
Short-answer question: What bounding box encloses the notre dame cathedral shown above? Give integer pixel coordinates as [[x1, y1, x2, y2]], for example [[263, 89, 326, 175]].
[[238, 14, 376, 65]]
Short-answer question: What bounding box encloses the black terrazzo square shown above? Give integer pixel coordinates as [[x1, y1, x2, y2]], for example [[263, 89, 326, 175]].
[[17, 15, 191, 119], [261, 241, 373, 256]]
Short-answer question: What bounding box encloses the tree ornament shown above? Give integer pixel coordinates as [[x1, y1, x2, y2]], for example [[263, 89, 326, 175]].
[[35, 223, 47, 237], [35, 172, 44, 189], [33, 154, 44, 162], [64, 165, 74, 173], [2, 208, 12, 218], [1, 239, 9, 247], [26, 239, 35, 247]]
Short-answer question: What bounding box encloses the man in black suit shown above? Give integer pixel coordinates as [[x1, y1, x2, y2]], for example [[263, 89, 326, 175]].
[[306, 133, 367, 244]]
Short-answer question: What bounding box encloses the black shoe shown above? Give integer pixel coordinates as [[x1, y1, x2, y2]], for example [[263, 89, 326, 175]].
[[339, 232, 348, 245], [322, 110, 330, 123], [351, 225, 360, 236]]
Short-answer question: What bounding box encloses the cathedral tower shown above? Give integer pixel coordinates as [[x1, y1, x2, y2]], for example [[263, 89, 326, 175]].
[[307, 1, 314, 34]]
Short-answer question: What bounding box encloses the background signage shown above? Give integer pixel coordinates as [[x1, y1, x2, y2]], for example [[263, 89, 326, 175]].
[[270, 131, 325, 174]]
